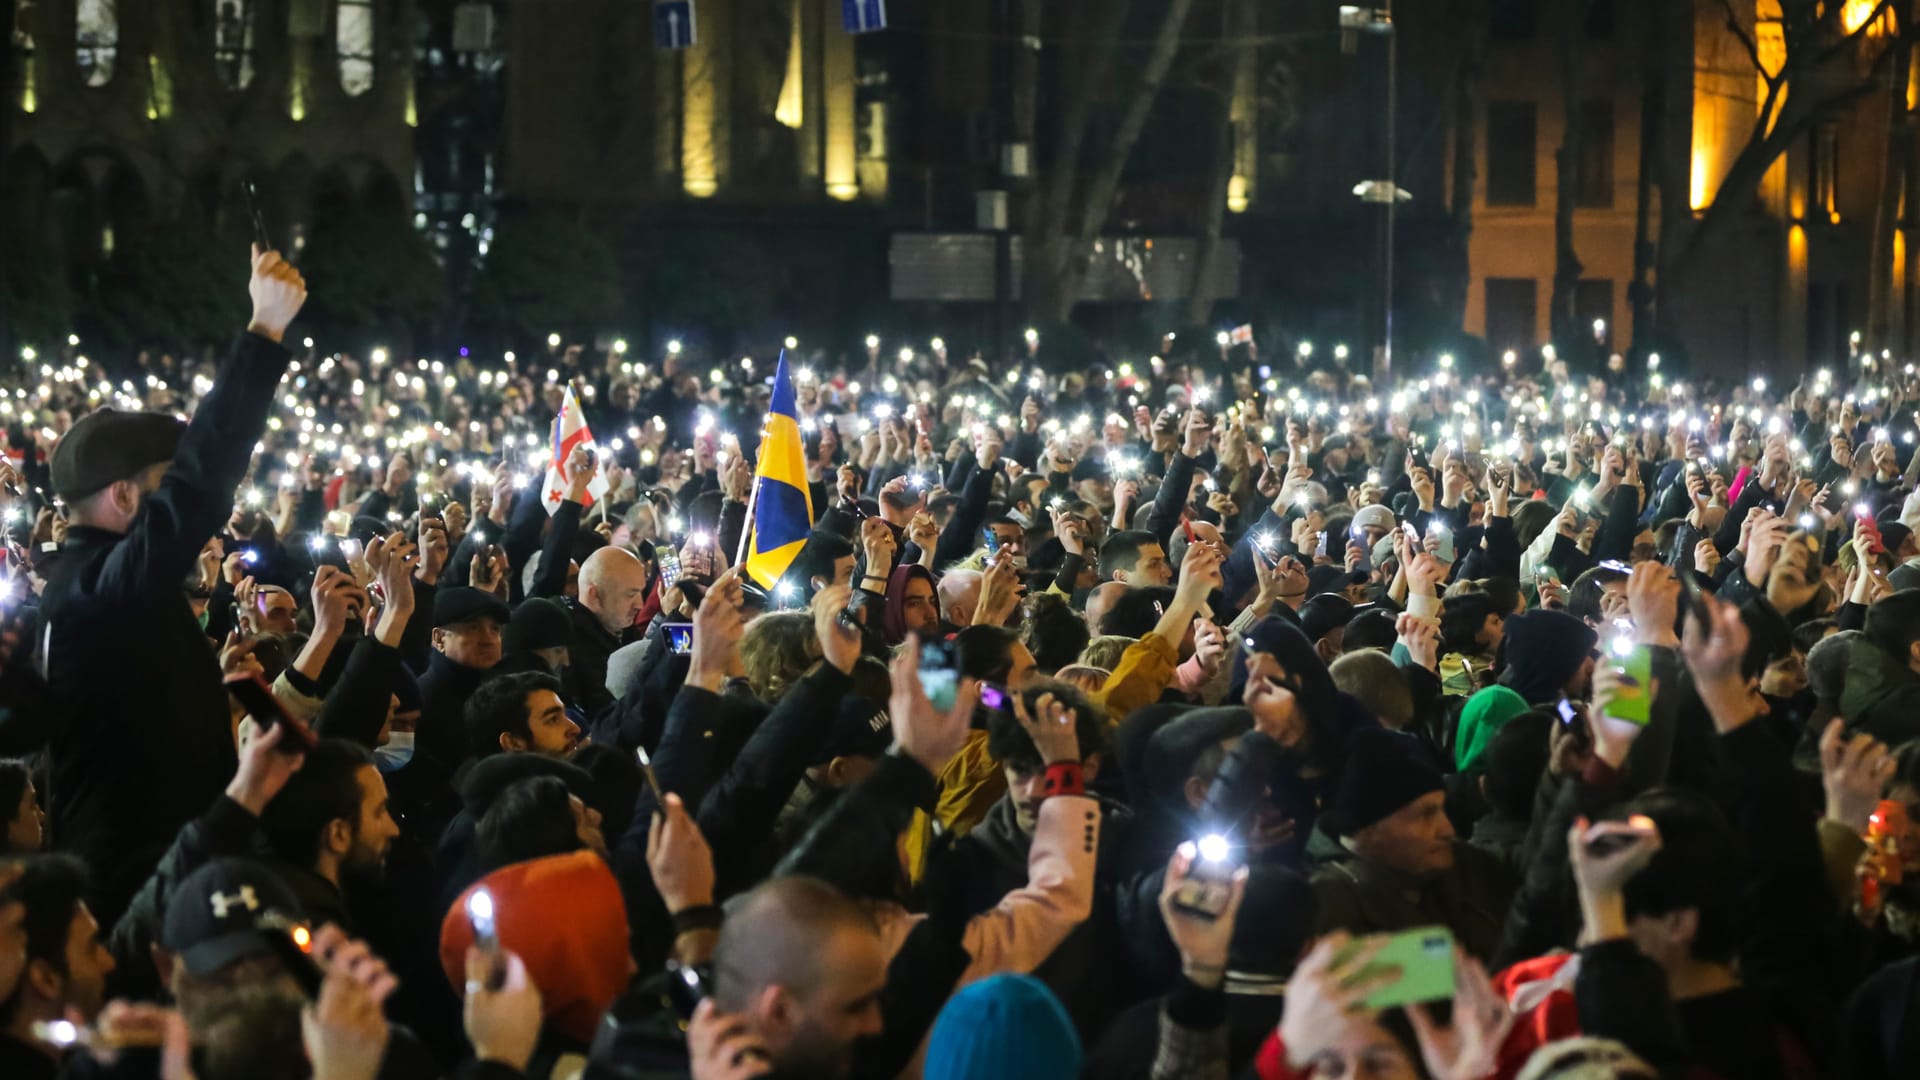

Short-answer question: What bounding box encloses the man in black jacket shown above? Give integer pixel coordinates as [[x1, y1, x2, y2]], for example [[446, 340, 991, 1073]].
[[36, 246, 305, 925]]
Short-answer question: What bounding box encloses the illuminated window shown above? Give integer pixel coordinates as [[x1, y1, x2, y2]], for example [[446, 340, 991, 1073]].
[[76, 0, 117, 87], [337, 0, 375, 96], [213, 0, 257, 90], [1485, 101, 1537, 207]]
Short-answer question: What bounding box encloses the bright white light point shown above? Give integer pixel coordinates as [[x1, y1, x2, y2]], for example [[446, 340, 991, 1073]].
[[467, 890, 493, 922], [930, 337, 945, 352], [667, 339, 682, 355], [1215, 331, 1230, 346], [1297, 342, 1313, 358], [547, 333, 561, 348], [865, 334, 881, 349], [1197, 834, 1231, 862], [1024, 328, 1039, 345], [784, 336, 799, 350], [614, 339, 628, 354]]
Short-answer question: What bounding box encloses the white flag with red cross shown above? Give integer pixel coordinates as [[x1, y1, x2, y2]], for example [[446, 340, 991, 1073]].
[[541, 384, 609, 514]]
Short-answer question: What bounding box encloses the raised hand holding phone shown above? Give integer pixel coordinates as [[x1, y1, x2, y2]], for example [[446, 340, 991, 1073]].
[[1159, 841, 1248, 980]]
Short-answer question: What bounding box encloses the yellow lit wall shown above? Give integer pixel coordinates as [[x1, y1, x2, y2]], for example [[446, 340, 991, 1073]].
[[18, 40, 34, 113], [824, 2, 857, 201], [1227, 175, 1249, 214], [148, 55, 173, 120], [682, 19, 724, 198], [290, 44, 311, 121], [775, 0, 803, 129]]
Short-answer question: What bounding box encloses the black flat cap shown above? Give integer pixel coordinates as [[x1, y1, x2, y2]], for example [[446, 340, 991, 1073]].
[[433, 586, 511, 629], [49, 409, 185, 499]]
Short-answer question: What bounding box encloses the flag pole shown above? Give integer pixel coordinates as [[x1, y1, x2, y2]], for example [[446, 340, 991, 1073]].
[[733, 479, 759, 572]]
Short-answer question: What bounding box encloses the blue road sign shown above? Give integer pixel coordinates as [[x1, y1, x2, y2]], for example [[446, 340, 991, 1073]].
[[842, 0, 886, 33], [655, 0, 696, 49]]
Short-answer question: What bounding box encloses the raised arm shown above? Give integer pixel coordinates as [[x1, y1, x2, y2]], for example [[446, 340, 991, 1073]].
[[88, 249, 304, 603]]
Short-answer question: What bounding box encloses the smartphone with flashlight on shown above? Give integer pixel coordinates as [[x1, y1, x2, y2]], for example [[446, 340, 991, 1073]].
[[467, 889, 506, 992], [1169, 832, 1241, 921]]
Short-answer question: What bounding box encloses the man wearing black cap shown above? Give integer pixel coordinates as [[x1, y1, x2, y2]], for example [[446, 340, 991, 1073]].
[[1310, 728, 1516, 961], [417, 586, 511, 777], [36, 247, 306, 926], [156, 857, 439, 1078]]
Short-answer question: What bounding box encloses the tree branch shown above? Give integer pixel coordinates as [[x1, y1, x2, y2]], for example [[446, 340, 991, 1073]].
[[1810, 0, 1900, 71], [1717, 0, 1778, 89]]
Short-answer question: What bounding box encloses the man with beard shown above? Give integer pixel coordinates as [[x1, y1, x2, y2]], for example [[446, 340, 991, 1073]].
[[0, 856, 114, 1080], [463, 671, 586, 762], [257, 739, 402, 930]]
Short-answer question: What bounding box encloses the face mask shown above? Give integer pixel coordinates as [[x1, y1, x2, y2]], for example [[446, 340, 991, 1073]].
[[373, 731, 415, 773]]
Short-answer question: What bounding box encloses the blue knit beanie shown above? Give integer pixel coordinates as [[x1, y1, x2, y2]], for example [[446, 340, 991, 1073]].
[[923, 974, 1082, 1080]]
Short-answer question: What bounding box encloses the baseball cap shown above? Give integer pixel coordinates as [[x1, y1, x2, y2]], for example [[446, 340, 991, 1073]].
[[1351, 504, 1396, 534], [49, 409, 185, 499], [162, 858, 308, 976]]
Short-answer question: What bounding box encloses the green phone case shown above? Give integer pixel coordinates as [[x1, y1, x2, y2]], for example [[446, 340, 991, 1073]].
[[1338, 926, 1456, 1010], [1607, 644, 1655, 726]]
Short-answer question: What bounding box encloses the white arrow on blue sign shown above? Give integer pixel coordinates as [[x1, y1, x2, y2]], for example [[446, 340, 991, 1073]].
[[655, 0, 696, 49], [842, 0, 886, 33]]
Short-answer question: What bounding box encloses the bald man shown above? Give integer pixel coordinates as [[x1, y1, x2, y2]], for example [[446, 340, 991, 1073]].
[[707, 876, 887, 1078], [563, 545, 652, 717], [937, 569, 983, 630]]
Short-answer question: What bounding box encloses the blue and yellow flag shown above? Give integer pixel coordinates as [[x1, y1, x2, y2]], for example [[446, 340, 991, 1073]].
[[744, 351, 816, 588]]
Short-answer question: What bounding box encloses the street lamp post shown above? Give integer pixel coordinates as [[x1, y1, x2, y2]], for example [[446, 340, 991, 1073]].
[[1341, 3, 1396, 384]]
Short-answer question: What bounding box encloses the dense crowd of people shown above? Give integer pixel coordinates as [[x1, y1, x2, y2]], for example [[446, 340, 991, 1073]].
[[0, 246, 1918, 1080]]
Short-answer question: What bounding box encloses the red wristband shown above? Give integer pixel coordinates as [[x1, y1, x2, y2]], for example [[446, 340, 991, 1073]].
[[1042, 762, 1085, 799]]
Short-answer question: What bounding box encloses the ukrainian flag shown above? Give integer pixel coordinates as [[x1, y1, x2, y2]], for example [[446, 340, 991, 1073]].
[[744, 351, 816, 588]]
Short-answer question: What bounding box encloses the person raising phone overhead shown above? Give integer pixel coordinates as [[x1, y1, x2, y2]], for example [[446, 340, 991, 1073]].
[[31, 246, 306, 928]]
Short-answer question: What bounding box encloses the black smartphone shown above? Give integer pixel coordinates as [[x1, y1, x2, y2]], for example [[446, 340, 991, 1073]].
[[225, 672, 317, 752], [662, 622, 694, 655], [257, 912, 323, 999], [664, 961, 710, 1020], [1679, 572, 1714, 631], [244, 180, 272, 251], [1555, 694, 1580, 728], [978, 682, 1015, 722]]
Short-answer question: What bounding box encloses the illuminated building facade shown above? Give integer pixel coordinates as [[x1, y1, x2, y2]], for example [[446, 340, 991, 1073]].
[[4, 0, 417, 267], [1457, 0, 1911, 377]]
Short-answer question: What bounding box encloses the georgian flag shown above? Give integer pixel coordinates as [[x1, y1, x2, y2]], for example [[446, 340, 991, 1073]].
[[541, 384, 609, 515]]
